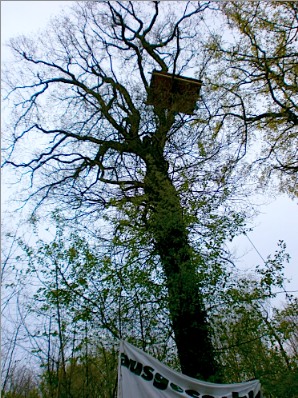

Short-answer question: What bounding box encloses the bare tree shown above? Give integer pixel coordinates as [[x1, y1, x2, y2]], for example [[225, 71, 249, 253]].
[[3, 1, 226, 379]]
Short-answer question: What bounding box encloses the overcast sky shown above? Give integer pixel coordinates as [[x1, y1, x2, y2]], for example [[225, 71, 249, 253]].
[[1, 1, 297, 298]]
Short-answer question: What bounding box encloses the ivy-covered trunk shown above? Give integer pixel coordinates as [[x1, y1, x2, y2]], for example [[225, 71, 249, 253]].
[[143, 152, 218, 380]]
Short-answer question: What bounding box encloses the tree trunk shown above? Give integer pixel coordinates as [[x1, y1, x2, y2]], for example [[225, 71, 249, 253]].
[[143, 152, 218, 380]]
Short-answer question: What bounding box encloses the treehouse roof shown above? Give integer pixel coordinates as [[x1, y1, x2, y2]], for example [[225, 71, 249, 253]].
[[147, 70, 202, 115]]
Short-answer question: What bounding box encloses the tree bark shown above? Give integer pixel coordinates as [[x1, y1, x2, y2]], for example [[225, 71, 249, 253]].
[[143, 146, 218, 380]]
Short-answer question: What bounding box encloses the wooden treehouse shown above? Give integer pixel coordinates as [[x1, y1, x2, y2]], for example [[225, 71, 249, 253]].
[[147, 70, 202, 115]]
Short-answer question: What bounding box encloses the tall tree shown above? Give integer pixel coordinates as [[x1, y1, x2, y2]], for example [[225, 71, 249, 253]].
[[2, 1, 220, 379], [2, 1, 296, 380]]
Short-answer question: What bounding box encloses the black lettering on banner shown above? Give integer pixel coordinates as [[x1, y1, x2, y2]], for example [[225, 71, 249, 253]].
[[153, 372, 169, 390], [232, 393, 254, 398], [141, 366, 154, 381], [170, 382, 184, 393], [185, 389, 201, 397], [120, 352, 260, 398], [120, 353, 129, 368], [129, 360, 142, 376]]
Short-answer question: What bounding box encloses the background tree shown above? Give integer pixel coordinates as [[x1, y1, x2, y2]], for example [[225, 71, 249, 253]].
[[1, 228, 41, 398], [204, 1, 298, 197], [215, 294, 298, 398], [5, 214, 296, 397]]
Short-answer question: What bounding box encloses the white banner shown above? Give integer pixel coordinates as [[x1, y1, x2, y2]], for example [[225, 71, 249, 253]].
[[118, 341, 262, 398]]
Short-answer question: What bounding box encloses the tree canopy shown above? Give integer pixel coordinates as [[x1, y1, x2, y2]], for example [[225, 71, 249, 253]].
[[211, 1, 298, 196]]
